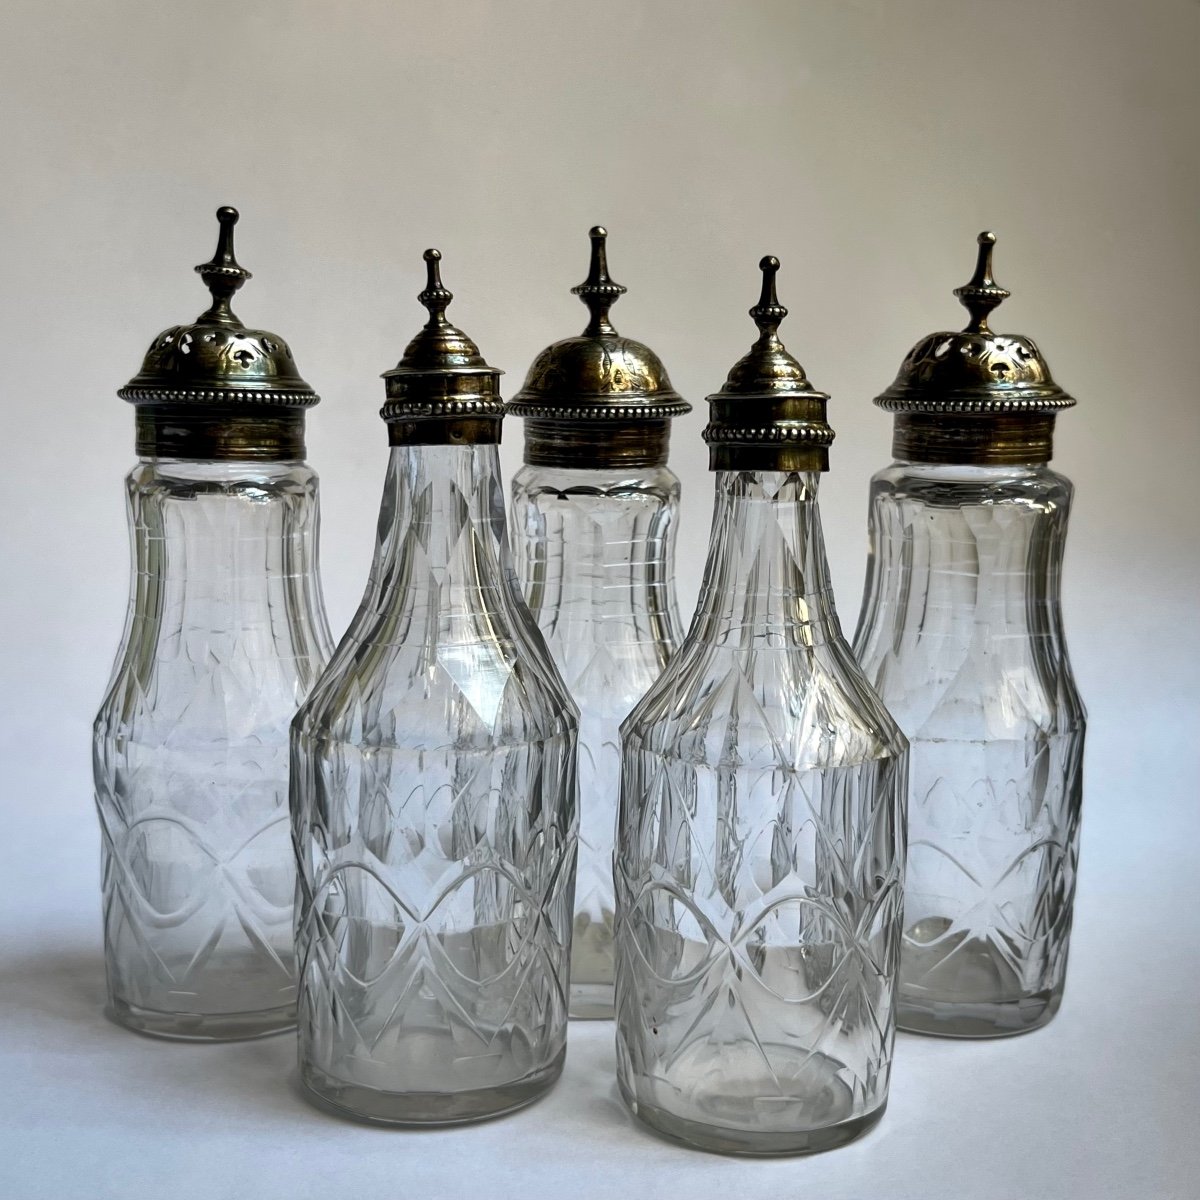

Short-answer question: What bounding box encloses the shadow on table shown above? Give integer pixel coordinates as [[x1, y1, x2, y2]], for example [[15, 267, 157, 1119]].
[[0, 941, 317, 1125], [0, 943, 108, 1027], [0, 944, 641, 1135]]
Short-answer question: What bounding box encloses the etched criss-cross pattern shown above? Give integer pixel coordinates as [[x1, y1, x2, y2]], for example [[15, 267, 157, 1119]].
[[616, 708, 902, 1122], [902, 732, 1083, 1002], [293, 448, 577, 1101], [299, 731, 574, 1054], [96, 739, 296, 1010], [852, 472, 1086, 1025], [94, 464, 329, 1026], [566, 644, 625, 915], [297, 703, 575, 1097], [509, 469, 681, 1010], [96, 643, 302, 1011], [613, 471, 906, 1142]]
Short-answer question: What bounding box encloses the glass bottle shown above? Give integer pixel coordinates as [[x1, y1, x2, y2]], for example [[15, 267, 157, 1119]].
[[94, 207, 332, 1040], [508, 227, 690, 1019], [853, 233, 1085, 1038], [291, 251, 578, 1125], [615, 258, 908, 1155]]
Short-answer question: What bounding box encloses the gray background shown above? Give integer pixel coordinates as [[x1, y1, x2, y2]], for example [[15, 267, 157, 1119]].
[[0, 1, 1197, 1197]]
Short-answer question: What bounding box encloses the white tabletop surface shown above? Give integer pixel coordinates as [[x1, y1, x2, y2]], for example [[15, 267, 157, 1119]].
[[2, 746, 1196, 1200], [0, 3, 1197, 1193]]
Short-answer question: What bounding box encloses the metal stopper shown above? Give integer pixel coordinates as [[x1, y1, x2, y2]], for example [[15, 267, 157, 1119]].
[[703, 254, 833, 473], [874, 229, 1076, 466], [418, 247, 453, 326], [571, 225, 627, 336], [507, 225, 689, 468], [749, 255, 788, 335], [380, 246, 504, 444], [194, 206, 252, 326], [953, 231, 1011, 334], [120, 205, 317, 462]]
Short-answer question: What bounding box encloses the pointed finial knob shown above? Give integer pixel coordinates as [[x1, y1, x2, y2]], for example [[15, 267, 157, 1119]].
[[749, 255, 788, 336], [418, 248, 453, 326], [571, 225, 627, 336], [954, 231, 1011, 333], [195, 206, 251, 326]]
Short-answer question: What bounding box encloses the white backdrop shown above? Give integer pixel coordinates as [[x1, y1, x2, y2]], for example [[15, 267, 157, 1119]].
[[1, 2, 1197, 1198]]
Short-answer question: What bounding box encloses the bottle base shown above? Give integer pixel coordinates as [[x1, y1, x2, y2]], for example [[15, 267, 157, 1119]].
[[570, 981, 614, 1020], [299, 1047, 566, 1126], [617, 1039, 887, 1157], [898, 988, 1061, 1038], [619, 1076, 885, 1156], [106, 998, 296, 1042]]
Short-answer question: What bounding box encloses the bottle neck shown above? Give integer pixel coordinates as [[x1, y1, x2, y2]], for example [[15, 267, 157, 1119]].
[[119, 457, 329, 666], [361, 444, 511, 628], [853, 461, 1074, 661], [512, 463, 682, 649], [689, 470, 840, 649], [129, 458, 320, 577]]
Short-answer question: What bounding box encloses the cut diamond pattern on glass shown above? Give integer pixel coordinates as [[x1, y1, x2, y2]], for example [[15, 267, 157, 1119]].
[[511, 466, 682, 1018], [853, 463, 1086, 1037], [615, 471, 907, 1155], [94, 460, 332, 1040], [293, 445, 578, 1124]]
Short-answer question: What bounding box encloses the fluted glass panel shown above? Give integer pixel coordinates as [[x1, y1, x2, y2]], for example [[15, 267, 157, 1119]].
[[616, 471, 907, 1155], [854, 462, 1085, 1037], [292, 444, 578, 1124], [511, 463, 681, 1018], [94, 458, 332, 1040]]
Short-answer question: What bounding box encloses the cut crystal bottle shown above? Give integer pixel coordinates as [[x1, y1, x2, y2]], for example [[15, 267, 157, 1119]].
[[854, 233, 1085, 1038], [508, 227, 690, 1018], [615, 258, 908, 1155], [94, 208, 332, 1040], [291, 251, 578, 1124]]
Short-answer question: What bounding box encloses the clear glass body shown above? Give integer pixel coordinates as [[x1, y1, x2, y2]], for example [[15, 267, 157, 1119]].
[[93, 457, 332, 1040], [291, 444, 578, 1126], [853, 460, 1086, 1038], [510, 461, 682, 1019], [615, 470, 908, 1156]]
